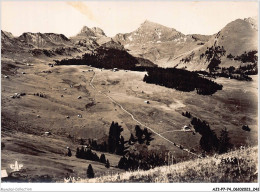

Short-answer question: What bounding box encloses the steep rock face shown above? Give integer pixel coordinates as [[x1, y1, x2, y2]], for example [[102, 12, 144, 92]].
[[2, 31, 72, 49], [1, 30, 15, 47], [1, 30, 28, 52], [17, 32, 72, 48], [1, 31, 82, 58], [76, 26, 106, 37], [1, 30, 15, 40], [72, 26, 124, 51], [71, 26, 107, 50]]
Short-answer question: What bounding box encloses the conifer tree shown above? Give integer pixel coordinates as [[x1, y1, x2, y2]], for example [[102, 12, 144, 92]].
[[76, 147, 80, 158], [108, 121, 123, 153], [118, 156, 128, 170], [87, 164, 95, 178], [135, 125, 143, 144], [105, 159, 110, 168], [143, 128, 153, 145], [100, 154, 106, 164], [218, 128, 233, 154], [67, 148, 72, 157], [116, 136, 125, 155]]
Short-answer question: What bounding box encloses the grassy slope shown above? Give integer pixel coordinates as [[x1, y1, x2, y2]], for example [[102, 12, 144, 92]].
[[78, 146, 258, 183], [176, 19, 258, 71], [1, 44, 258, 181]]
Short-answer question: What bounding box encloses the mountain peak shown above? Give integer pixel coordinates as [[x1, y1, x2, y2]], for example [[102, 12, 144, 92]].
[[142, 20, 155, 25], [113, 19, 184, 48], [140, 20, 166, 28], [224, 18, 257, 32], [1, 30, 14, 39], [78, 26, 106, 37], [244, 17, 258, 30], [80, 26, 91, 33], [138, 20, 181, 35]]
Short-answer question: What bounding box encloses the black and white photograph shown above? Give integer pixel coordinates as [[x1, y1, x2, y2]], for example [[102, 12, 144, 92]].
[[0, 0, 259, 191]]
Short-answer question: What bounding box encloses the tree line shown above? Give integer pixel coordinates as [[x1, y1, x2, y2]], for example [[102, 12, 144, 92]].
[[196, 50, 257, 81], [143, 67, 223, 95], [54, 47, 137, 69], [196, 62, 257, 81], [75, 146, 110, 167], [200, 46, 226, 73], [182, 111, 192, 118], [118, 151, 168, 171], [131, 125, 154, 145], [227, 50, 257, 64]]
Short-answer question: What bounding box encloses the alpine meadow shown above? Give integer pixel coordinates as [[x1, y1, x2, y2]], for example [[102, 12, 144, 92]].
[[1, 1, 258, 185]]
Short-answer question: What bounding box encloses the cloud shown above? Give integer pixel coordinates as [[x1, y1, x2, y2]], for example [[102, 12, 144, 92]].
[[67, 2, 99, 23]]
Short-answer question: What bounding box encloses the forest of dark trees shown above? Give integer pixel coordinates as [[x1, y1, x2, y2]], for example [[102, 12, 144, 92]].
[[201, 46, 226, 62], [78, 122, 127, 156], [107, 121, 125, 155], [182, 111, 192, 118], [117, 125, 164, 171], [133, 125, 154, 145], [143, 67, 223, 95], [74, 121, 171, 171], [75, 146, 100, 161], [54, 47, 155, 71], [118, 151, 168, 171], [198, 50, 258, 81], [196, 63, 257, 81], [74, 117, 233, 171], [78, 122, 154, 156], [54, 47, 137, 69], [191, 117, 219, 153], [227, 50, 258, 64], [190, 116, 233, 154], [199, 45, 226, 72]]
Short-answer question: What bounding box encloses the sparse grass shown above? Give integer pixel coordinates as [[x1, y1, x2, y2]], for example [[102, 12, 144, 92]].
[[77, 146, 258, 183]]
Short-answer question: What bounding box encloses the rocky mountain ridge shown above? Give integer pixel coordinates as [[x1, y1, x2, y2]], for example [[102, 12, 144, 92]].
[[1, 17, 257, 70]]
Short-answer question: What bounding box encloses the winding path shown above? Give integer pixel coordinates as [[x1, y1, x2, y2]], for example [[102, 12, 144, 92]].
[[89, 70, 202, 158]]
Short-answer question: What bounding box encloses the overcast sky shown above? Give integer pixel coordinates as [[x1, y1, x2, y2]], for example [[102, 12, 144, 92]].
[[1, 1, 258, 37]]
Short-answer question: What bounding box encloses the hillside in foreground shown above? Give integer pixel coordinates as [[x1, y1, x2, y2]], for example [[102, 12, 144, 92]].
[[77, 146, 258, 183]]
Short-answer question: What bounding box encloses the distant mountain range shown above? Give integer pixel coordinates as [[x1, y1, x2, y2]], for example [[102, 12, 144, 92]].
[[1, 17, 257, 71]]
